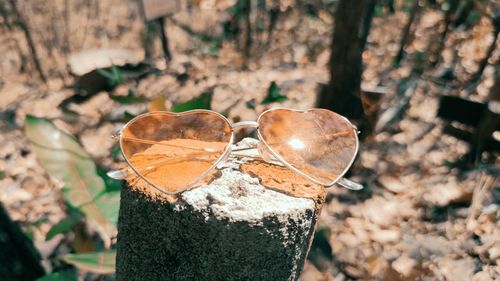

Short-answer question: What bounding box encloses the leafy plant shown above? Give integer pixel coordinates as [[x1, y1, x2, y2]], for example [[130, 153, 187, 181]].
[[208, 39, 223, 56], [262, 81, 287, 104], [109, 89, 147, 104], [61, 250, 116, 274], [24, 116, 120, 241], [172, 91, 212, 112], [110, 144, 123, 161], [123, 111, 137, 122], [228, 0, 249, 20], [46, 215, 81, 241], [97, 167, 124, 193], [24, 230, 34, 241], [36, 271, 77, 281], [97, 65, 124, 87], [149, 95, 167, 111]]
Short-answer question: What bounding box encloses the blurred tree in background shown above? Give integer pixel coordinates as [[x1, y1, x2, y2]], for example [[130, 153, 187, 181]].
[[318, 0, 367, 122]]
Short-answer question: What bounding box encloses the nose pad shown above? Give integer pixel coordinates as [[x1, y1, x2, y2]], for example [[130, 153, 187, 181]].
[[258, 142, 274, 163]]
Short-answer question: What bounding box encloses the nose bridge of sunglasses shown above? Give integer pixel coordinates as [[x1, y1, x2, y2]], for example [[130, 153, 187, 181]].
[[232, 121, 259, 130]]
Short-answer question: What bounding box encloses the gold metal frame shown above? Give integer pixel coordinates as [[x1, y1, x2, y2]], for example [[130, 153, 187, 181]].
[[117, 108, 362, 195]]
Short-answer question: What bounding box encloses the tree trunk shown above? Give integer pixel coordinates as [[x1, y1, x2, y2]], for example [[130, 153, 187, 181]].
[[116, 138, 326, 281], [317, 0, 367, 121], [242, 0, 252, 69], [394, 0, 422, 67], [0, 203, 45, 281], [360, 0, 376, 51], [266, 0, 280, 46], [469, 66, 500, 161]]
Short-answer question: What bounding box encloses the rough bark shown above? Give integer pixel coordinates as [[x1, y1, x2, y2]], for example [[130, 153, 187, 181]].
[[317, 0, 367, 121], [116, 138, 326, 281], [0, 203, 45, 281]]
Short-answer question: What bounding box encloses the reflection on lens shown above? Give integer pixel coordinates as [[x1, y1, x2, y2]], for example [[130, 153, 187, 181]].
[[258, 108, 357, 185], [120, 111, 232, 194]]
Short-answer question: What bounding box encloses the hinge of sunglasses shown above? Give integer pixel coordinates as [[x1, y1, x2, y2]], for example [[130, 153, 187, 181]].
[[232, 121, 259, 129], [111, 130, 123, 140]]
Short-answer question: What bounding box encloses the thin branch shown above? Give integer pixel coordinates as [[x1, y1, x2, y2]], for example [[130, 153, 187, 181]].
[[7, 0, 46, 82], [243, 0, 252, 69], [394, 0, 422, 67], [430, 0, 459, 67], [158, 17, 172, 62]]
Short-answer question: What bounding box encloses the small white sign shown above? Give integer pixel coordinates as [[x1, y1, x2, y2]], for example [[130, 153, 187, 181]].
[[142, 0, 180, 21]]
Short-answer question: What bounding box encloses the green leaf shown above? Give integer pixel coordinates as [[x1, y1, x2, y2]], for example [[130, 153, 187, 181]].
[[374, 4, 384, 17], [96, 69, 116, 83], [96, 66, 124, 86], [111, 66, 124, 85], [24, 116, 120, 241], [123, 111, 137, 122], [46, 215, 80, 241], [466, 10, 481, 27], [37, 271, 77, 281], [172, 91, 212, 112], [61, 250, 116, 274], [109, 89, 147, 104], [262, 81, 287, 104], [97, 167, 123, 193], [24, 230, 34, 241], [0, 170, 5, 180], [110, 144, 122, 161], [208, 40, 222, 56]]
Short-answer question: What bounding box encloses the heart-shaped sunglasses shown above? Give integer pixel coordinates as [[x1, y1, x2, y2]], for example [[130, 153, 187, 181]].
[[109, 108, 362, 194]]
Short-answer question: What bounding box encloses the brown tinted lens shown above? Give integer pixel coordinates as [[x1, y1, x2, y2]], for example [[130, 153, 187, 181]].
[[120, 111, 232, 193], [258, 109, 357, 185]]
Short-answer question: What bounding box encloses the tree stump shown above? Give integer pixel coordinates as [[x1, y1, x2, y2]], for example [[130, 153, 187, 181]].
[[116, 138, 326, 281]]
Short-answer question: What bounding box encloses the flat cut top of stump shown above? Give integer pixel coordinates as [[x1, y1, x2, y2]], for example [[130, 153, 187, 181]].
[[125, 138, 326, 222]]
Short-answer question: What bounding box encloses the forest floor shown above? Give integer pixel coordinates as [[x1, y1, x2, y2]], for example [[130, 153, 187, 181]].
[[0, 0, 498, 280]]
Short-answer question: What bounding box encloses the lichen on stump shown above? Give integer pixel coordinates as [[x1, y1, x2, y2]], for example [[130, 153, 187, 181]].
[[116, 138, 326, 281]]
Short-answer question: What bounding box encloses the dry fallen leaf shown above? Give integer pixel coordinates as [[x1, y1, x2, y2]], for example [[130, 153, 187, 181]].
[[391, 255, 419, 278]]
